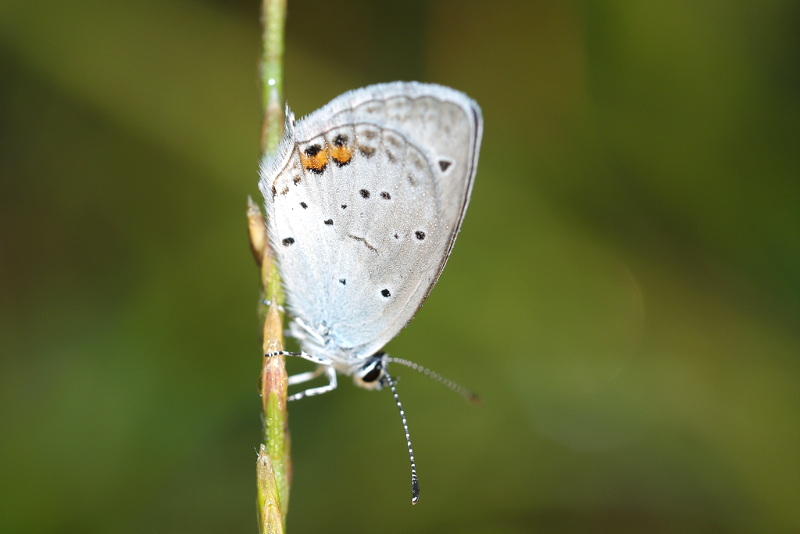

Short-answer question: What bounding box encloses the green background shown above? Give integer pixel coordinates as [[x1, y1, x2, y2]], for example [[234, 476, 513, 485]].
[[2, 1, 798, 532]]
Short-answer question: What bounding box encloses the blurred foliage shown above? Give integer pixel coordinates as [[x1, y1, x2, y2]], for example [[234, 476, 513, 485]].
[[1, 0, 798, 532]]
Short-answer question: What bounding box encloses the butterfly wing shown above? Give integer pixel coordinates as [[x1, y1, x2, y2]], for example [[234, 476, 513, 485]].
[[260, 82, 482, 361]]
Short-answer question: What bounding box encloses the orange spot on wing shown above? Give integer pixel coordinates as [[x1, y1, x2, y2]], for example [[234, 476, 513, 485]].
[[300, 150, 329, 172], [328, 144, 353, 166]]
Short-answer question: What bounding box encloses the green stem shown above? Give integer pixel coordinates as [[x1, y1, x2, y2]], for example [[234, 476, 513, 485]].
[[255, 0, 288, 532], [261, 0, 286, 155]]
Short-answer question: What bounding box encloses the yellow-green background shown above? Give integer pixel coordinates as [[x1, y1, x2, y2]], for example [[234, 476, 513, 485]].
[[1, 1, 798, 532]]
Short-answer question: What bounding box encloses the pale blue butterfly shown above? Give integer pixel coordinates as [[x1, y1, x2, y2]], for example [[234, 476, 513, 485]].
[[259, 82, 482, 503]]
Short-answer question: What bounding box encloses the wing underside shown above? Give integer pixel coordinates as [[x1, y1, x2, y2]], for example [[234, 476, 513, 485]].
[[260, 82, 482, 359]]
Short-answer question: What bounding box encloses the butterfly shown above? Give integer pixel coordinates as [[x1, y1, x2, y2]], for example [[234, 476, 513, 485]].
[[259, 82, 482, 503]]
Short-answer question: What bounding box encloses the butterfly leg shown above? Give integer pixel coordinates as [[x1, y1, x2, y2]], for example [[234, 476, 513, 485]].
[[288, 365, 326, 386], [288, 365, 338, 401], [265, 349, 329, 365], [265, 350, 340, 401]]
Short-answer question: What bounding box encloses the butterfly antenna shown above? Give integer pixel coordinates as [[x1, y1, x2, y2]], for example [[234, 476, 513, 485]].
[[387, 357, 481, 404], [381, 372, 420, 505]]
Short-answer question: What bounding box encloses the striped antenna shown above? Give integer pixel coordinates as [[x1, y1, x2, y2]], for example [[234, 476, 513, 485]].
[[387, 357, 480, 404], [381, 372, 420, 505]]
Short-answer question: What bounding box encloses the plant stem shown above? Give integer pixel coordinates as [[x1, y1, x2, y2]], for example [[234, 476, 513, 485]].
[[253, 0, 288, 532], [260, 0, 286, 156]]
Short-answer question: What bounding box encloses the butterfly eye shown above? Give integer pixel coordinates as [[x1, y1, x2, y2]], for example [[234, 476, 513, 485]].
[[360, 361, 382, 383], [357, 353, 387, 385]]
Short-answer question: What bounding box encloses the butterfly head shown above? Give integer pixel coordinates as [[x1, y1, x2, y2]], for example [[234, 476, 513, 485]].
[[353, 351, 390, 390]]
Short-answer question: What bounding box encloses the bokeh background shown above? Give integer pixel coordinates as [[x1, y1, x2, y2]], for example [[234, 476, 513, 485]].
[[2, 0, 798, 532]]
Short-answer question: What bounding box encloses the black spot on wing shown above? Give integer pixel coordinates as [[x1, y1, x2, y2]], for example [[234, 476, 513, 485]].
[[305, 144, 323, 156]]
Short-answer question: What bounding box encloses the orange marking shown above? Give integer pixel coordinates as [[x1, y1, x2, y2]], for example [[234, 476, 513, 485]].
[[300, 149, 329, 173], [328, 144, 353, 166]]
